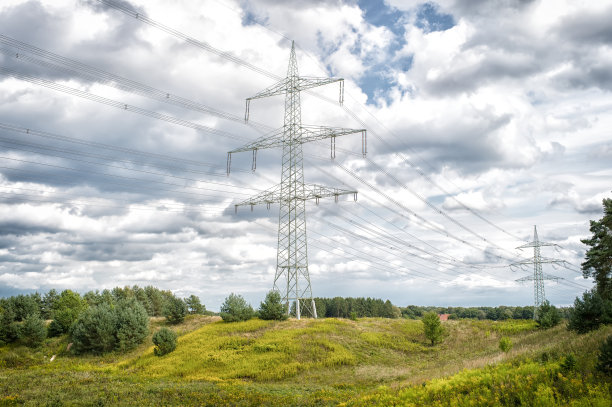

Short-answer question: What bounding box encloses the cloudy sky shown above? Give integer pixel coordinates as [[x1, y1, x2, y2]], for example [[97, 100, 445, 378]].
[[0, 0, 610, 310]]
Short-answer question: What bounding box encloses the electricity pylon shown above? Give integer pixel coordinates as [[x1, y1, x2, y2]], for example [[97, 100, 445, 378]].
[[511, 225, 565, 319], [227, 41, 366, 319]]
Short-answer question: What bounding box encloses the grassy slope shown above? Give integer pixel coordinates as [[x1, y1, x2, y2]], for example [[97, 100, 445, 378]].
[[1, 316, 610, 406]]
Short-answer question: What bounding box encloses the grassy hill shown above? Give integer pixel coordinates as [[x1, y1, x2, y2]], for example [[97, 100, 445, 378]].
[[1, 316, 611, 406]]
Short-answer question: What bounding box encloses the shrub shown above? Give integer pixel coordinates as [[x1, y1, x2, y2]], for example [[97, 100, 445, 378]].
[[561, 354, 577, 373], [220, 293, 254, 322], [536, 300, 561, 329], [596, 335, 612, 375], [0, 306, 20, 345], [499, 336, 513, 353], [51, 309, 77, 335], [12, 294, 41, 321], [71, 303, 117, 354], [422, 311, 444, 345], [47, 319, 65, 338], [19, 314, 46, 348], [115, 298, 149, 351], [50, 290, 88, 335], [258, 290, 288, 321], [71, 298, 150, 355], [568, 290, 612, 333], [152, 327, 178, 356], [163, 296, 187, 325]]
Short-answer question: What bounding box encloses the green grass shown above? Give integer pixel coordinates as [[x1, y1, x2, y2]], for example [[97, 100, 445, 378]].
[[1, 317, 610, 406]]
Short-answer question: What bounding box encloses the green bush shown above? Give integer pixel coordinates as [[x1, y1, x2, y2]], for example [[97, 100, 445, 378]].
[[70, 298, 150, 355], [568, 290, 612, 333], [50, 309, 77, 335], [19, 314, 46, 348], [71, 303, 117, 354], [536, 300, 561, 329], [47, 319, 65, 338], [115, 298, 149, 351], [0, 306, 20, 345], [152, 327, 178, 356], [596, 335, 612, 375], [220, 293, 254, 322], [422, 311, 444, 345], [561, 354, 577, 373], [163, 296, 187, 325], [258, 290, 288, 321], [499, 336, 513, 353]]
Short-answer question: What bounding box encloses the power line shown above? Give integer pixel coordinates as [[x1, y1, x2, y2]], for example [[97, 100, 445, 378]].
[[0, 136, 262, 192], [0, 122, 242, 173], [0, 66, 247, 142], [96, 0, 281, 81], [0, 37, 272, 132], [0, 156, 253, 196]]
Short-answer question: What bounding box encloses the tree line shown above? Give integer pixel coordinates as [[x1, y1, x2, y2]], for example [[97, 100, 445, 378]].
[[399, 305, 571, 320], [0, 285, 208, 351]]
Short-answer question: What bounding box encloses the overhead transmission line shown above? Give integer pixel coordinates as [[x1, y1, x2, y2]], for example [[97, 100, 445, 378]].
[[0, 122, 243, 173], [0, 189, 225, 215], [0, 36, 272, 132], [309, 153, 518, 264], [0, 134, 228, 178], [95, 0, 281, 81], [0, 66, 249, 142], [306, 152, 590, 291], [0, 164, 241, 202], [0, 155, 253, 197], [0, 134, 261, 192]]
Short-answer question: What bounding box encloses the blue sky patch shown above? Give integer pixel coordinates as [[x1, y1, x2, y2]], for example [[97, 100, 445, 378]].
[[355, 0, 413, 104], [415, 2, 455, 32]]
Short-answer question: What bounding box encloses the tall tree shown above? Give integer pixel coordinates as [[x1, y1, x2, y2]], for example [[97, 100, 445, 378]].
[[581, 198, 612, 300], [184, 295, 205, 315]]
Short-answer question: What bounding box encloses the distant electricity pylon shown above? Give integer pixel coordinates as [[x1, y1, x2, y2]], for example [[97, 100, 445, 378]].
[[511, 225, 565, 319], [227, 41, 366, 319]]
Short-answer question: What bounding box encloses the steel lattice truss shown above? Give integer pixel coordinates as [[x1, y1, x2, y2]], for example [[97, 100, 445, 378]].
[[227, 41, 365, 319], [511, 226, 565, 319]]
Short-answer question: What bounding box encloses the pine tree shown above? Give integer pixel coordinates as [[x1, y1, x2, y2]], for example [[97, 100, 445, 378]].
[[581, 198, 612, 300], [258, 291, 288, 321]]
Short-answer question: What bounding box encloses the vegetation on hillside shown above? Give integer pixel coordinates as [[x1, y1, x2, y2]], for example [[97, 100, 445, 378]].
[[1, 316, 610, 406]]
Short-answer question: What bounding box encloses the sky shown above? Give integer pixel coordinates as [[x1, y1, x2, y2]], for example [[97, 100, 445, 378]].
[[0, 0, 610, 310]]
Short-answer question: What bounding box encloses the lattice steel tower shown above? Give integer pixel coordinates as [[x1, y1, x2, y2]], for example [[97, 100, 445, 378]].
[[511, 225, 564, 319], [227, 41, 366, 319]]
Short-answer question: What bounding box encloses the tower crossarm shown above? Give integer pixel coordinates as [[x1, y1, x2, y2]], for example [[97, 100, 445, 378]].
[[234, 183, 356, 211], [511, 257, 568, 267], [301, 125, 365, 144], [227, 125, 366, 173], [517, 241, 559, 249], [246, 77, 342, 101], [516, 273, 562, 283], [302, 183, 357, 203]]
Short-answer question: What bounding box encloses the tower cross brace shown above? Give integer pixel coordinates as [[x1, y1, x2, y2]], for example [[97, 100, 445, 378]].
[[227, 41, 366, 319]]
